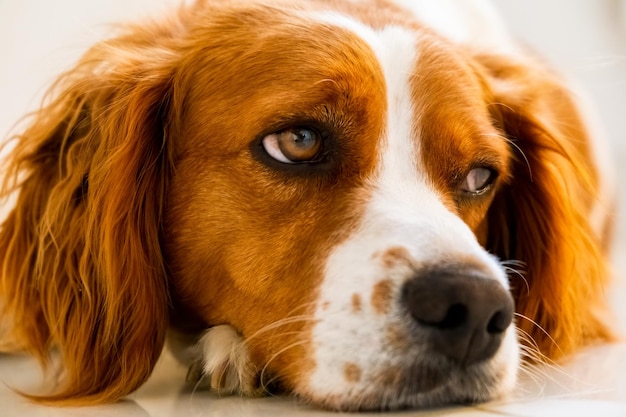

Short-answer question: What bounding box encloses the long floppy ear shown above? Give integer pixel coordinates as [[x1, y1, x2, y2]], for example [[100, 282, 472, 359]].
[[476, 54, 616, 361], [0, 24, 178, 404]]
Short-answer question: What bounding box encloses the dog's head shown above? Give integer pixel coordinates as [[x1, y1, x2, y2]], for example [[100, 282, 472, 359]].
[[0, 0, 613, 411]]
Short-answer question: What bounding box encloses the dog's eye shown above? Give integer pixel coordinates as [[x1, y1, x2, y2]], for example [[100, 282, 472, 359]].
[[460, 167, 495, 195], [262, 128, 322, 164]]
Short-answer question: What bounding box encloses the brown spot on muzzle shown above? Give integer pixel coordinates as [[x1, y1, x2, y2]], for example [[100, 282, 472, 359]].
[[377, 246, 412, 268], [351, 293, 362, 313], [371, 279, 393, 315], [344, 362, 362, 383]]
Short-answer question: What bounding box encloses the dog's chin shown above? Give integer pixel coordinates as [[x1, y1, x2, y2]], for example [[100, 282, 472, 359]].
[[293, 332, 520, 412], [296, 359, 516, 412]]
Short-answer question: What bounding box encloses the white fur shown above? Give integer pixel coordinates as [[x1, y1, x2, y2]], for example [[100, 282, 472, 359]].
[[304, 18, 518, 407], [389, 0, 614, 238]]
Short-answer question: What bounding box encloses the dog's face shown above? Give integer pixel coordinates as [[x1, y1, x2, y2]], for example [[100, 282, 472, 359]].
[[164, 6, 517, 409], [0, 0, 612, 411]]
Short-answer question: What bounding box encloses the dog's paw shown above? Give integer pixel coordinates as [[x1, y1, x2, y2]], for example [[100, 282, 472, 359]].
[[186, 325, 263, 396]]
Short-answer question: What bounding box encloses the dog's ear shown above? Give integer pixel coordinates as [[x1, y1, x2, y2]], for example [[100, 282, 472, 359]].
[[475, 54, 615, 360], [0, 26, 179, 404]]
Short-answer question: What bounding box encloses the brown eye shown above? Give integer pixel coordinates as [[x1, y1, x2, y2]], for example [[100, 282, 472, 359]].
[[262, 128, 322, 164], [461, 167, 494, 195]]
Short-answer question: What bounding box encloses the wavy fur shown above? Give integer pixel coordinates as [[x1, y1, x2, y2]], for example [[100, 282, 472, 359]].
[[478, 54, 615, 359], [0, 15, 183, 403]]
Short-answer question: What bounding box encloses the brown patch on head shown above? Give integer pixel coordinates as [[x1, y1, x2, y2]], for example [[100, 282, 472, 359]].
[[351, 293, 362, 313], [371, 279, 393, 315], [344, 363, 362, 383], [377, 246, 411, 268], [322, 301, 330, 311]]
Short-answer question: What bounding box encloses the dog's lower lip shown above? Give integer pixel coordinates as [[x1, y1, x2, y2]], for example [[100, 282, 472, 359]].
[[307, 375, 455, 412], [309, 353, 505, 412], [306, 364, 456, 411], [403, 363, 450, 392]]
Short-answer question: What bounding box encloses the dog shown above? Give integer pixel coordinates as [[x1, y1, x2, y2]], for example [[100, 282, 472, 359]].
[[0, 0, 616, 411]]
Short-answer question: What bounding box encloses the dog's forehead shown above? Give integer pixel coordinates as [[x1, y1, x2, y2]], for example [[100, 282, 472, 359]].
[[311, 13, 504, 183], [330, 20, 427, 189], [180, 8, 393, 153], [184, 3, 507, 198]]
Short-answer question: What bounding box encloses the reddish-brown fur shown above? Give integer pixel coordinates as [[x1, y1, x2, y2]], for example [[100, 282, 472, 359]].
[[414, 39, 614, 359], [476, 54, 615, 358], [0, 0, 615, 407]]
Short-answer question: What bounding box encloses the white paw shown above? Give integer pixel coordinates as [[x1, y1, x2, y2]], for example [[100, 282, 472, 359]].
[[186, 325, 262, 396]]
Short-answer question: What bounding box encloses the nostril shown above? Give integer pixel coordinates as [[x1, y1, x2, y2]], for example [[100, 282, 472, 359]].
[[486, 310, 510, 334], [401, 266, 515, 365], [435, 303, 468, 330]]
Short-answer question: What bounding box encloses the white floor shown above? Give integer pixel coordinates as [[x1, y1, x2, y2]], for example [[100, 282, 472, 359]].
[[1, 1, 626, 416], [2, 342, 626, 416]]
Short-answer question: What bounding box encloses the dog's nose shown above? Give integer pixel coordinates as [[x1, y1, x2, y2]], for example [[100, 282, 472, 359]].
[[401, 267, 514, 365]]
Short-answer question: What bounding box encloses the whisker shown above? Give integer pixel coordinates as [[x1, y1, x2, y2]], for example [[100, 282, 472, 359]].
[[241, 301, 319, 345], [483, 103, 532, 180], [504, 267, 529, 296], [259, 339, 308, 395], [516, 364, 548, 396], [516, 327, 567, 371], [515, 326, 601, 394], [245, 315, 317, 344], [515, 328, 581, 391], [500, 259, 530, 295], [284, 301, 319, 317], [189, 369, 209, 407], [516, 327, 544, 357], [505, 137, 533, 181], [514, 312, 565, 357], [500, 259, 526, 268], [487, 101, 515, 113]]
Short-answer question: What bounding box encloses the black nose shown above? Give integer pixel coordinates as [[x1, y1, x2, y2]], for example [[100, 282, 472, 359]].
[[401, 266, 514, 366]]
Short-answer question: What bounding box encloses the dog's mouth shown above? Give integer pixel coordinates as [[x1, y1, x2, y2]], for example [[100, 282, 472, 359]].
[[295, 355, 509, 412], [183, 321, 515, 412]]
